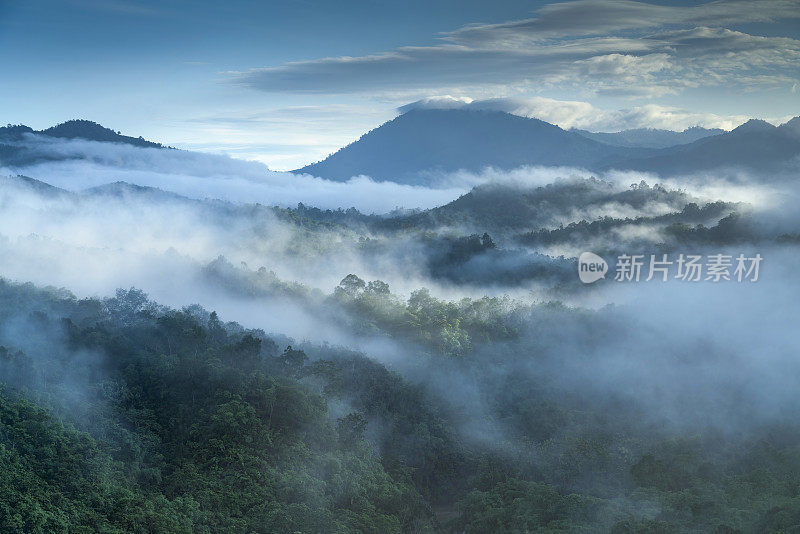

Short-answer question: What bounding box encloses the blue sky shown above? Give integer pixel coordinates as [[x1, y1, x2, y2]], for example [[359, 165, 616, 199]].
[[2, 0, 799, 169]]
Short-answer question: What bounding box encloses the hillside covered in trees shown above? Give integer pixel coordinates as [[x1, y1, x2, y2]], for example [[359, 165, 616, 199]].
[[2, 274, 800, 533]]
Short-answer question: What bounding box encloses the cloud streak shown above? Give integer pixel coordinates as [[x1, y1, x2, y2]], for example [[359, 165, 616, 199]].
[[446, 0, 800, 45], [232, 0, 800, 98]]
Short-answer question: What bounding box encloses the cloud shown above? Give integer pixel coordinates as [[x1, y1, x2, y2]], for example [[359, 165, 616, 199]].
[[446, 0, 800, 46], [232, 0, 800, 98], [0, 183, 401, 348], [397, 95, 474, 113], [181, 104, 393, 170], [399, 95, 752, 131], [3, 135, 471, 212], [231, 40, 669, 95], [642, 27, 800, 87]]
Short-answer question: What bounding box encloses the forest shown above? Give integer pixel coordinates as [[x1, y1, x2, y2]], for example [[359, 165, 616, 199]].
[[5, 0, 800, 530], [0, 249, 799, 533], [0, 154, 799, 534]]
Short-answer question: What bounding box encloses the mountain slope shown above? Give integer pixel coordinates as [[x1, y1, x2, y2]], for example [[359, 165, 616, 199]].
[[376, 178, 737, 234], [606, 118, 800, 175], [572, 126, 725, 148], [0, 174, 71, 198], [0, 120, 164, 148], [0, 120, 167, 167], [41, 120, 165, 148], [296, 109, 647, 184]]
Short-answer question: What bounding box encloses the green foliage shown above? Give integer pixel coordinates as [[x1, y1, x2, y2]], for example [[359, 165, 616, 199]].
[[2, 280, 800, 533], [0, 281, 434, 533], [333, 275, 521, 357], [454, 479, 602, 533], [0, 393, 198, 533]]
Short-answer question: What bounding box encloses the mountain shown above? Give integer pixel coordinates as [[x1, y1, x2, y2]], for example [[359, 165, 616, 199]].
[[296, 109, 649, 184], [0, 174, 71, 198], [0, 120, 165, 148], [0, 120, 167, 167], [297, 109, 800, 182], [0, 175, 184, 203], [607, 118, 800, 175], [780, 116, 800, 136], [83, 181, 188, 202], [572, 126, 725, 148], [374, 177, 738, 235]]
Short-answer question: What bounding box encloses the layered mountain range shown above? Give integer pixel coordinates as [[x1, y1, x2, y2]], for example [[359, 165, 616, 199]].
[[3, 112, 799, 183]]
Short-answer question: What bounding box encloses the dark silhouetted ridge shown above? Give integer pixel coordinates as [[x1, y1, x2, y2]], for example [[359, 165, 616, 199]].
[[295, 109, 647, 184], [572, 126, 725, 148], [40, 120, 165, 147], [605, 117, 800, 174]]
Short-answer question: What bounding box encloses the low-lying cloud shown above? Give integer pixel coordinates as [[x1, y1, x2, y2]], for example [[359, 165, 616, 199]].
[[3, 135, 470, 212]]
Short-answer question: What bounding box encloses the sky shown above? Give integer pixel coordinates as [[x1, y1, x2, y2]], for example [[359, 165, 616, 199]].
[[1, 0, 799, 170]]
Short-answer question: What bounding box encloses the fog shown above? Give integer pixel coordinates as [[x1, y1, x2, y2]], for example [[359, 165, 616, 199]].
[[3, 134, 471, 213], [2, 139, 800, 513]]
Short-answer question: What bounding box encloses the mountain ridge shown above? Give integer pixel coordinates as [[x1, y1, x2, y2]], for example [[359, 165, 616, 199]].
[[0, 119, 170, 167], [297, 109, 800, 182], [571, 125, 725, 148], [0, 119, 166, 148], [295, 109, 650, 183], [603, 116, 800, 174]]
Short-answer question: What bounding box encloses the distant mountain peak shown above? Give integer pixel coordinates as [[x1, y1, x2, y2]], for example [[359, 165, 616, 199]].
[[401, 107, 551, 125], [683, 125, 723, 134], [779, 116, 800, 135], [604, 116, 800, 175], [43, 119, 117, 137], [0, 124, 35, 138], [42, 119, 166, 148], [83, 181, 184, 201], [571, 125, 724, 149], [732, 119, 776, 133], [1, 119, 167, 149], [296, 108, 637, 184], [0, 174, 70, 197]]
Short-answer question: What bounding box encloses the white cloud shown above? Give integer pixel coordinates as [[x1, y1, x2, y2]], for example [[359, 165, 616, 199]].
[[3, 135, 470, 213], [179, 104, 393, 171], [232, 0, 800, 99], [398, 95, 753, 131], [397, 95, 474, 113], [446, 0, 800, 46]]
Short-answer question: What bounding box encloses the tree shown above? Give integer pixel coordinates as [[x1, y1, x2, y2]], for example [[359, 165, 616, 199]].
[[337, 413, 368, 447], [279, 345, 308, 376], [337, 274, 366, 298], [366, 280, 390, 295]]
